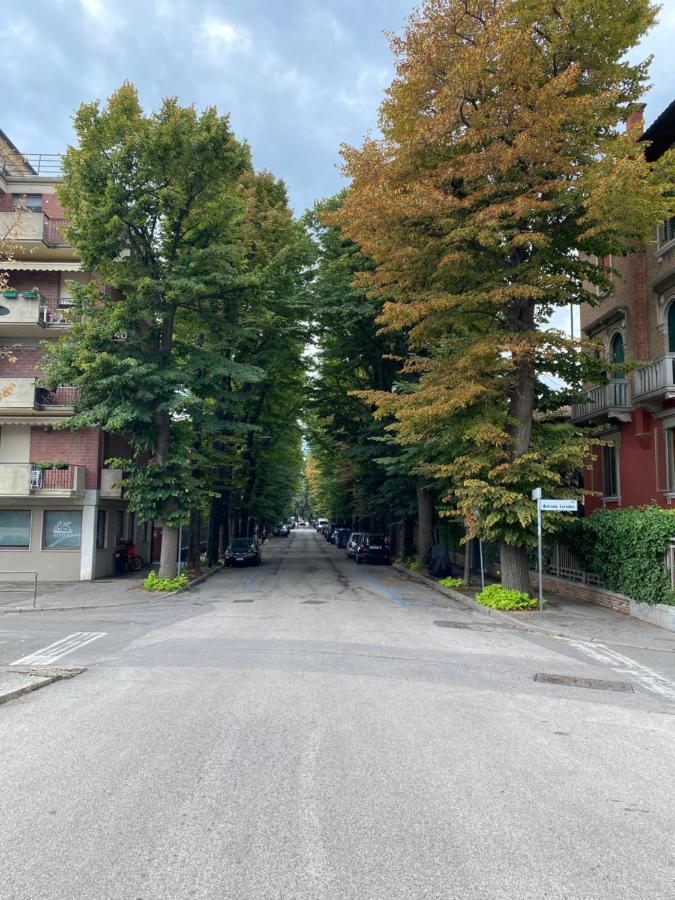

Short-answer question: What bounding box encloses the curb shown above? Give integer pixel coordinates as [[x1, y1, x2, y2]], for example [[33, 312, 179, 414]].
[[0, 565, 222, 615], [0, 665, 85, 705]]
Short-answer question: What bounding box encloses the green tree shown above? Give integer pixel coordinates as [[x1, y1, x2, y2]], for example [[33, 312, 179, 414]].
[[334, 0, 675, 591], [44, 84, 251, 577]]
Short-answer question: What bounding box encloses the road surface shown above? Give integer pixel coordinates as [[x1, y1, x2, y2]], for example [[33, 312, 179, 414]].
[[1, 528, 674, 899]]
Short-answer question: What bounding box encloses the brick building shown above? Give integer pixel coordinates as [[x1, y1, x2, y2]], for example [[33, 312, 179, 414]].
[[0, 128, 151, 580], [573, 100, 675, 513]]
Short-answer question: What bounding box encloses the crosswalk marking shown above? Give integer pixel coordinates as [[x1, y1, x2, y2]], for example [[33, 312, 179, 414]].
[[10, 632, 106, 666]]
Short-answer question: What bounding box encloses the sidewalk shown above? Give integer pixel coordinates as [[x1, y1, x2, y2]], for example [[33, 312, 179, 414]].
[[394, 563, 675, 652], [0, 566, 220, 613]]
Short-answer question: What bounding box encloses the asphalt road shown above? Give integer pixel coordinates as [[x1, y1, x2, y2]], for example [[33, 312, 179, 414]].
[[1, 529, 674, 899]]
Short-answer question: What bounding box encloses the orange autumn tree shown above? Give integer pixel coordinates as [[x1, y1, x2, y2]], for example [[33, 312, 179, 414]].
[[333, 0, 675, 592]]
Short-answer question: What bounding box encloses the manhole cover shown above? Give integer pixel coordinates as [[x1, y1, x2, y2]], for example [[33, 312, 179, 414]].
[[434, 620, 471, 630], [534, 673, 634, 693], [233, 599, 254, 604], [302, 600, 327, 605]]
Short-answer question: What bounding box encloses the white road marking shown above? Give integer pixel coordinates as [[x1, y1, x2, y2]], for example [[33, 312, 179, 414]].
[[10, 632, 106, 666], [570, 640, 675, 700]]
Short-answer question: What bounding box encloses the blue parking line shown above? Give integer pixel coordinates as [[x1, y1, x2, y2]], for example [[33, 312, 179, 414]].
[[244, 573, 259, 588], [369, 575, 407, 608]]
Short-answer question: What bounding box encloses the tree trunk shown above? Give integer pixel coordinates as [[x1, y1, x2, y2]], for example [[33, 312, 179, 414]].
[[500, 542, 531, 594], [463, 534, 472, 587], [158, 524, 178, 579], [416, 479, 434, 570]]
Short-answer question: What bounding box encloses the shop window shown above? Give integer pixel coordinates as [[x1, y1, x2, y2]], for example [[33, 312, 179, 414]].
[[602, 444, 619, 498], [43, 510, 82, 549], [12, 194, 42, 213], [96, 509, 107, 550], [0, 510, 31, 548]]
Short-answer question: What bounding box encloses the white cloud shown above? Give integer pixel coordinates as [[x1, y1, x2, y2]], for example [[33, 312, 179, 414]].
[[199, 16, 250, 54], [79, 0, 105, 19]]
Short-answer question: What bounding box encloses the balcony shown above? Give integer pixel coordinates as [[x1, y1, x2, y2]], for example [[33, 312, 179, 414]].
[[0, 378, 77, 417], [572, 380, 632, 425], [0, 291, 70, 336], [0, 463, 84, 498], [0, 152, 63, 179], [633, 354, 675, 406], [0, 211, 74, 260]]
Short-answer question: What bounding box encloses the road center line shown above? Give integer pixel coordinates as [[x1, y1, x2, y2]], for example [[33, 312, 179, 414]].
[[368, 575, 407, 608], [11, 632, 106, 667]]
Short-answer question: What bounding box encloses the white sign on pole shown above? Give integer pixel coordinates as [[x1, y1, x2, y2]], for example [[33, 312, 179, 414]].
[[539, 499, 578, 512]]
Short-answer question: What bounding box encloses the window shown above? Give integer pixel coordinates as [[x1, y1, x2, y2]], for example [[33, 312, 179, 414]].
[[12, 194, 42, 213], [96, 509, 107, 550], [610, 332, 625, 379], [142, 521, 149, 543], [115, 510, 124, 543], [43, 510, 82, 549], [0, 510, 31, 548], [658, 217, 675, 248], [127, 511, 136, 541], [602, 445, 619, 498]]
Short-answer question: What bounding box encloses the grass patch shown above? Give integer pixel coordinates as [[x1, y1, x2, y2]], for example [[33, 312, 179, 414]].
[[475, 584, 538, 610]]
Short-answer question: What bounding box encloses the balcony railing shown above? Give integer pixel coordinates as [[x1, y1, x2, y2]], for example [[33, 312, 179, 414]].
[[34, 385, 78, 408], [42, 216, 69, 247], [572, 379, 632, 424], [633, 354, 675, 403], [0, 463, 84, 497], [0, 152, 63, 178]]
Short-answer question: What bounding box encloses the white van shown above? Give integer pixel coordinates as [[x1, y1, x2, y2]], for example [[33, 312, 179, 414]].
[[316, 518, 328, 530]]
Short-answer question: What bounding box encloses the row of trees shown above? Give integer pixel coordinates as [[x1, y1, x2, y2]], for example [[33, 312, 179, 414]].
[[45, 85, 309, 577], [307, 0, 675, 591]]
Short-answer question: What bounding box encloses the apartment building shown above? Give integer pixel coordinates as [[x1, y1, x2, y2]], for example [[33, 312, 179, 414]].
[[572, 99, 675, 514], [0, 128, 151, 580]]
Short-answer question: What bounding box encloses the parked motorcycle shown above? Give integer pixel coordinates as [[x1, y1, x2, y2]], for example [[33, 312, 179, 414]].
[[114, 540, 144, 574]]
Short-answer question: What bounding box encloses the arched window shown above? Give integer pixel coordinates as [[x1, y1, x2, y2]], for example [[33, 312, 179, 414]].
[[668, 302, 675, 353], [610, 332, 625, 379]]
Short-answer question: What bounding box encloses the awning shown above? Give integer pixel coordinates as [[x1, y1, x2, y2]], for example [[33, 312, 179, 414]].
[[0, 416, 72, 426], [0, 260, 82, 272]]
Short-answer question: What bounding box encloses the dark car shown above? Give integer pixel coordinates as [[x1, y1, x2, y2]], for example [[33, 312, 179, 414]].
[[273, 524, 289, 537], [224, 538, 261, 567], [336, 528, 351, 549], [354, 533, 391, 565]]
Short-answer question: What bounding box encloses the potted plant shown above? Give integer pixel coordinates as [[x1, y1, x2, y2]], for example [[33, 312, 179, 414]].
[[2, 290, 17, 299], [54, 461, 70, 470], [34, 460, 54, 470], [19, 289, 39, 298]]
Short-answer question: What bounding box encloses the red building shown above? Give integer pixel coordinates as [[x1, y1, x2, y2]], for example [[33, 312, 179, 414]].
[[573, 100, 675, 514], [0, 128, 150, 579]]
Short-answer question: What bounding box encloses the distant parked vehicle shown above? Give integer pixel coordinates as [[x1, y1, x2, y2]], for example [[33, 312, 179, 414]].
[[273, 524, 289, 537], [346, 532, 363, 558], [354, 534, 391, 566], [224, 538, 261, 567], [316, 518, 328, 531], [336, 528, 351, 549]]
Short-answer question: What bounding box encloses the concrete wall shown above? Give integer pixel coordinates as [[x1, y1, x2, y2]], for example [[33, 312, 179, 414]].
[[0, 425, 30, 462]]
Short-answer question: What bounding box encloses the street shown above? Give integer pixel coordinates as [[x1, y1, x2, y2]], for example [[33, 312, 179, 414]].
[[1, 528, 674, 899]]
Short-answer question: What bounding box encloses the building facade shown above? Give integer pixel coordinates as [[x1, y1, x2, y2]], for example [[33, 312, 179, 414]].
[[0, 129, 151, 580], [573, 100, 675, 514]]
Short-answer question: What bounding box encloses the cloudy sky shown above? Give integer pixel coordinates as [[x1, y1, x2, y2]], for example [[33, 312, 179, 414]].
[[2, 0, 673, 216]]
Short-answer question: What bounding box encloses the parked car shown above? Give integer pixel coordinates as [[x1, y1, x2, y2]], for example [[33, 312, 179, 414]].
[[354, 534, 391, 565], [336, 528, 351, 549], [346, 532, 363, 558], [224, 538, 261, 567], [273, 524, 289, 537], [316, 518, 328, 531]]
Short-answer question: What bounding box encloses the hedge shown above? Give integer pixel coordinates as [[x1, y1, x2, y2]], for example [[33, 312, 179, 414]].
[[555, 506, 675, 606]]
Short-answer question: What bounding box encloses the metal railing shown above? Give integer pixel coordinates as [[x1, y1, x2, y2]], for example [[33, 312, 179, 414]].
[[633, 353, 675, 401], [545, 542, 602, 586], [34, 385, 78, 407], [42, 216, 69, 247], [0, 152, 63, 178], [30, 464, 78, 492], [571, 379, 631, 422]]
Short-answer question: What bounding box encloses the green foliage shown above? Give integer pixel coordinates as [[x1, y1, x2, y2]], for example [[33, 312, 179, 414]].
[[555, 507, 675, 606], [143, 571, 189, 592], [476, 584, 538, 610], [438, 576, 464, 589]]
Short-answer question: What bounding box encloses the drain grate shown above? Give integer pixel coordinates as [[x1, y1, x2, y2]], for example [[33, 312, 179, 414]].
[[534, 673, 634, 693], [233, 599, 254, 604], [434, 620, 471, 630], [302, 600, 327, 605]]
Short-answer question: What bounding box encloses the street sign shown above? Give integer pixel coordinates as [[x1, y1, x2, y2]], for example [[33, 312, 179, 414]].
[[539, 499, 578, 512]]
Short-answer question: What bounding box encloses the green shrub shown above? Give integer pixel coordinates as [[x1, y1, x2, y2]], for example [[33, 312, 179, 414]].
[[438, 576, 464, 589], [143, 571, 189, 592], [555, 506, 675, 606], [476, 584, 538, 610]]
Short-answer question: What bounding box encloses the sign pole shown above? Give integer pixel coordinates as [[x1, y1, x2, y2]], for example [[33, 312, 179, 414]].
[[177, 524, 183, 575], [532, 488, 543, 619], [478, 539, 485, 592]]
